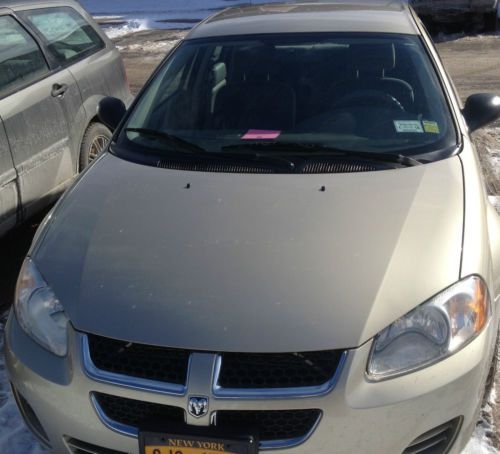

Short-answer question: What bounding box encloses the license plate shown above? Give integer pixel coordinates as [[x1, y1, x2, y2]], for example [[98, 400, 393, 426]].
[[140, 432, 256, 454], [144, 447, 234, 454]]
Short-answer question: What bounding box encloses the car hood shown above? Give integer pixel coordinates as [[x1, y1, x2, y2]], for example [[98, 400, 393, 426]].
[[33, 153, 464, 352]]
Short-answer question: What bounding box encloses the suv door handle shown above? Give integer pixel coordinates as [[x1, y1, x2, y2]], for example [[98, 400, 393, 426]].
[[51, 83, 68, 98]]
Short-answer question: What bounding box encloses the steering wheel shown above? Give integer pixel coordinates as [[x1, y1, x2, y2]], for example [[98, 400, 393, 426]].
[[333, 89, 405, 112]]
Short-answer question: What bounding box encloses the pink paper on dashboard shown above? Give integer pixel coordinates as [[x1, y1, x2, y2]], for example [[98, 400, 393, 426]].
[[242, 129, 282, 140]]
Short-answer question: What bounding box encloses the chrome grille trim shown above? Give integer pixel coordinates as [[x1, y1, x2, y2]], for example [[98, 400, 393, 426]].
[[245, 412, 322, 451], [82, 334, 347, 399], [90, 394, 139, 438], [82, 336, 188, 396], [212, 351, 348, 399], [84, 334, 343, 450], [90, 393, 322, 450]]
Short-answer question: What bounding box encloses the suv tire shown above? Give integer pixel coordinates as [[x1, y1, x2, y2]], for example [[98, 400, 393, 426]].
[[79, 122, 112, 170]]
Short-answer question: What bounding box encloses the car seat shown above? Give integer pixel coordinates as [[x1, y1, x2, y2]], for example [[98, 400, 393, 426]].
[[330, 43, 415, 110], [213, 45, 297, 131]]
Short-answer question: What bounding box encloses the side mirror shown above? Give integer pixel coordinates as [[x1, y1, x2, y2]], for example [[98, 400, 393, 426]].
[[462, 93, 500, 132], [97, 97, 126, 131]]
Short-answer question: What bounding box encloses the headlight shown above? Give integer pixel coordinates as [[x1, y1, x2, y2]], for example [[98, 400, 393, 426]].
[[367, 276, 490, 380], [14, 258, 69, 357]]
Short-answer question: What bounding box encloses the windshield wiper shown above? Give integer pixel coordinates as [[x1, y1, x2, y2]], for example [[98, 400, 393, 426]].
[[125, 128, 209, 155], [125, 128, 295, 170], [222, 142, 422, 167]]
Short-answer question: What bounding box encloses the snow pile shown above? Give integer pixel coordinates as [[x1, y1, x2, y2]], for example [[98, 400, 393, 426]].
[[464, 353, 499, 454], [435, 31, 500, 43], [93, 15, 122, 21], [490, 196, 500, 212], [465, 429, 498, 454], [103, 18, 150, 39], [116, 40, 178, 54], [482, 128, 500, 199], [485, 128, 500, 194]]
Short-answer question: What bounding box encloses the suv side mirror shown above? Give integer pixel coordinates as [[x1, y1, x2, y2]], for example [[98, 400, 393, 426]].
[[462, 93, 500, 132], [97, 97, 127, 131]]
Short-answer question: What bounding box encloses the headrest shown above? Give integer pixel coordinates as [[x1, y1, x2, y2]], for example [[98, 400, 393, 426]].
[[212, 62, 227, 84], [350, 43, 396, 73]]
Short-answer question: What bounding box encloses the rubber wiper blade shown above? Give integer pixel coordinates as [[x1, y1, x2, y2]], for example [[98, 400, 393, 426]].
[[222, 142, 422, 167], [125, 128, 208, 154], [124, 131, 295, 171]]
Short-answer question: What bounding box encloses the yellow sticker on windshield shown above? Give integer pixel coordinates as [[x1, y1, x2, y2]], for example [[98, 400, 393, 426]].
[[423, 121, 440, 134]]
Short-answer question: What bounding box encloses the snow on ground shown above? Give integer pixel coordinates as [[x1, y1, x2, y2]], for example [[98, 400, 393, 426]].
[[490, 196, 500, 213], [0, 309, 497, 453], [115, 40, 178, 54], [465, 426, 499, 454], [480, 127, 500, 196], [434, 31, 500, 43], [102, 18, 150, 39], [464, 375, 499, 454], [0, 314, 46, 454]]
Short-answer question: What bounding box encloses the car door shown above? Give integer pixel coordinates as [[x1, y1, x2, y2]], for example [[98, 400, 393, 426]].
[[48, 5, 131, 104], [19, 5, 131, 148], [0, 14, 81, 219], [0, 116, 18, 235], [0, 12, 19, 234]]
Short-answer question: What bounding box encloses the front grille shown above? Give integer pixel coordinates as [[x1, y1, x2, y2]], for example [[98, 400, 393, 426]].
[[93, 393, 320, 443], [93, 393, 185, 428], [87, 334, 343, 391], [216, 409, 321, 441], [217, 351, 343, 388], [403, 418, 462, 454], [88, 334, 190, 385], [65, 437, 127, 454]]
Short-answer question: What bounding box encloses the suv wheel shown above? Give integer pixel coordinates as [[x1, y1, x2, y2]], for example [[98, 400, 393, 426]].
[[79, 122, 112, 170]]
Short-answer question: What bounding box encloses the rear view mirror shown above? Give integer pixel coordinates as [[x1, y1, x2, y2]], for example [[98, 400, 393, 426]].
[[462, 93, 500, 132], [97, 97, 127, 131]]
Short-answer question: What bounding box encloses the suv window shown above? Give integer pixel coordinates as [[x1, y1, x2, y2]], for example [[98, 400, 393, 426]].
[[0, 15, 48, 98], [22, 7, 104, 65]]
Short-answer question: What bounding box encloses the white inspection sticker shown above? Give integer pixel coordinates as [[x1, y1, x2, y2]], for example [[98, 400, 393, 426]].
[[394, 120, 424, 133]]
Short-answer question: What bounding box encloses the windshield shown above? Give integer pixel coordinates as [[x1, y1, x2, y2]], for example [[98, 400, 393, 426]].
[[118, 33, 457, 160]]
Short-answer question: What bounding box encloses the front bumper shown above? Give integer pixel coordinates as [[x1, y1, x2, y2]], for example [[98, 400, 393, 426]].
[[5, 311, 495, 454]]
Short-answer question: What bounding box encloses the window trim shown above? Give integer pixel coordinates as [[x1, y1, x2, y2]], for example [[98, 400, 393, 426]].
[[17, 6, 106, 70], [0, 13, 52, 101], [408, 7, 463, 158], [108, 39, 184, 143]]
